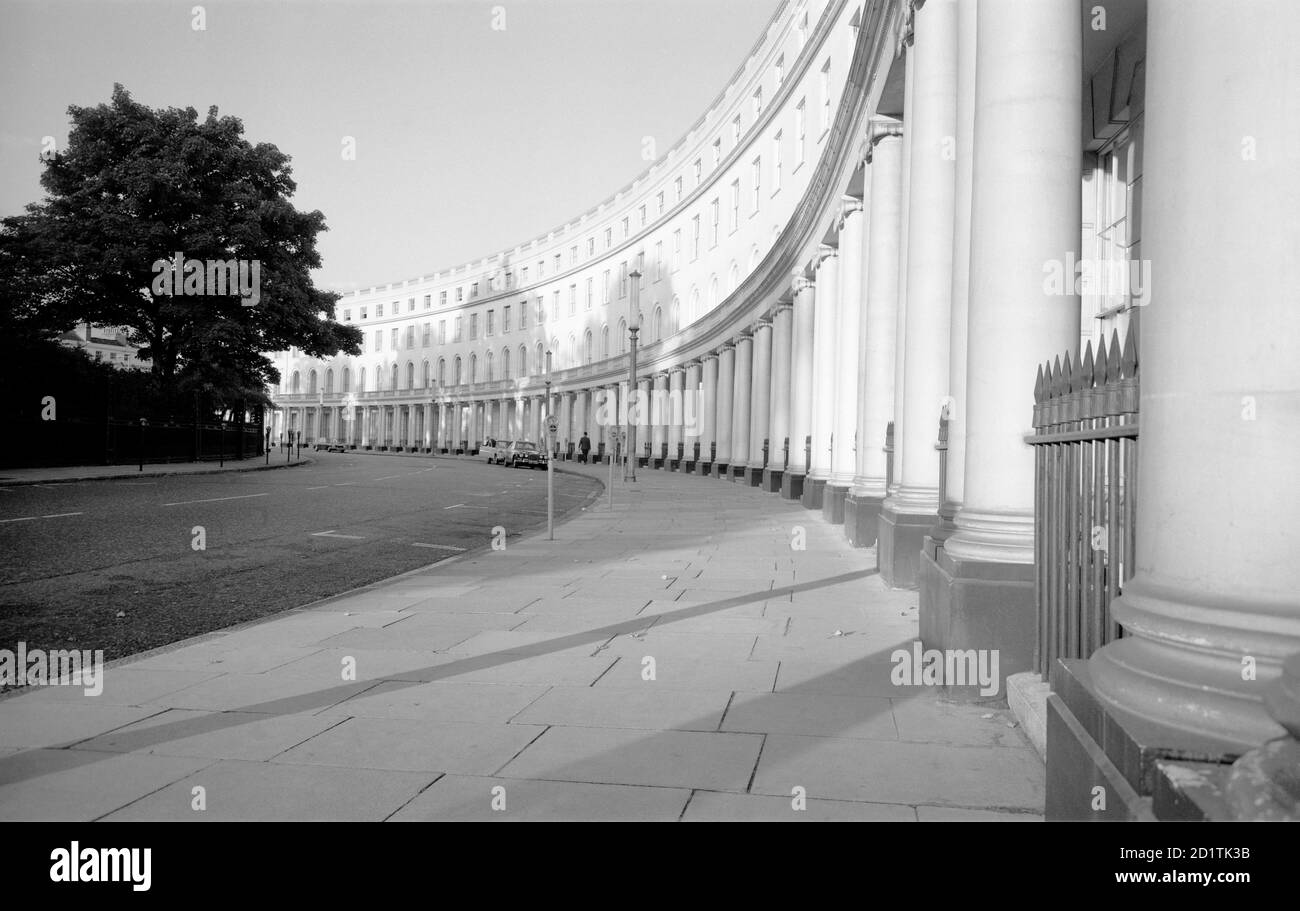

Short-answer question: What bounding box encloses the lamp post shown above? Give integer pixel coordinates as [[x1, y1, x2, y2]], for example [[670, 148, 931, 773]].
[[627, 269, 642, 483], [545, 349, 554, 541]]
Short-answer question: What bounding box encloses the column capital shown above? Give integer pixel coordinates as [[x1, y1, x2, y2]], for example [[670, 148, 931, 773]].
[[815, 243, 839, 265], [838, 195, 864, 229], [718, 340, 736, 353], [792, 276, 815, 295], [773, 302, 794, 317], [700, 351, 719, 362], [668, 364, 685, 375], [753, 317, 774, 333]]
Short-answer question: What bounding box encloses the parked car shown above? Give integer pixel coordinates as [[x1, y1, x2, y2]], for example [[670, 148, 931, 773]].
[[505, 440, 548, 469], [482, 438, 512, 464]]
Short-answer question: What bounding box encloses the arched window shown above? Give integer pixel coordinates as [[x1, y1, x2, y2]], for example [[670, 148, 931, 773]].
[[454, 357, 462, 385], [342, 367, 351, 393], [567, 333, 576, 366], [391, 364, 399, 390], [421, 360, 430, 388], [359, 367, 366, 392], [406, 361, 414, 389], [308, 370, 318, 394], [518, 345, 528, 376], [616, 319, 627, 355], [437, 359, 446, 387], [535, 342, 544, 374], [728, 262, 739, 294], [584, 330, 593, 364], [653, 306, 663, 342], [601, 325, 610, 359], [502, 347, 511, 380], [749, 244, 761, 270], [469, 353, 477, 384], [671, 297, 680, 333], [291, 371, 301, 393], [486, 350, 494, 382], [324, 368, 334, 393]]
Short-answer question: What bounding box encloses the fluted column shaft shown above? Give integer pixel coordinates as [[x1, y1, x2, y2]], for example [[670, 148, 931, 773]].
[[788, 277, 815, 475], [749, 320, 773, 468], [831, 196, 867, 486], [701, 355, 719, 459], [889, 0, 957, 514], [853, 129, 904, 495], [1090, 0, 1300, 750], [808, 248, 840, 479], [715, 344, 736, 465], [770, 303, 793, 468], [668, 367, 685, 457]]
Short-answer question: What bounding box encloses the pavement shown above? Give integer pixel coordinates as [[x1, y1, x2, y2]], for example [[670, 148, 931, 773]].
[[0, 460, 1045, 822], [0, 452, 311, 486]]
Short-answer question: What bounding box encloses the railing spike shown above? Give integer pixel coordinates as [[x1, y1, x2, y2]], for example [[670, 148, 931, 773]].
[[1062, 350, 1076, 393], [1106, 330, 1123, 383], [1034, 363, 1045, 402], [1094, 335, 1109, 386], [1081, 341, 1096, 390], [1122, 320, 1139, 378], [1051, 354, 1064, 396]]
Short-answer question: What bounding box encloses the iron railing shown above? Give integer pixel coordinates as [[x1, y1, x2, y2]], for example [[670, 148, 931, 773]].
[[1028, 324, 1139, 676]]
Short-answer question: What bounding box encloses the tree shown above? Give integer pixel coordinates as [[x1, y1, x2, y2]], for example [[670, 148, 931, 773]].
[[0, 84, 360, 410]]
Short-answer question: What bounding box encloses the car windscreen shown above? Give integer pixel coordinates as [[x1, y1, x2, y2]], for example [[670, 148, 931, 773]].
[[514, 443, 538, 452]]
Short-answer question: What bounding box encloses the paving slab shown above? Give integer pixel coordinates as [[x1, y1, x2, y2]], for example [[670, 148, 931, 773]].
[[101, 759, 437, 821], [498, 726, 763, 791], [274, 716, 545, 774], [0, 749, 213, 821], [511, 685, 730, 732], [389, 774, 690, 822], [682, 791, 916, 822]]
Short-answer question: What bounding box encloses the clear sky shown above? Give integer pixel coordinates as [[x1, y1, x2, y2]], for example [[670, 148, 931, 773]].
[[0, 0, 783, 293]]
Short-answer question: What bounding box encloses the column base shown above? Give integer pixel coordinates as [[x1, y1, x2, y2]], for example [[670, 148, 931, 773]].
[[844, 492, 884, 548], [800, 477, 827, 510], [917, 544, 1034, 699], [761, 468, 784, 493], [877, 504, 935, 589], [780, 471, 806, 500], [822, 484, 848, 524], [745, 467, 763, 487], [729, 465, 746, 483], [1045, 659, 1252, 821], [711, 462, 729, 479]]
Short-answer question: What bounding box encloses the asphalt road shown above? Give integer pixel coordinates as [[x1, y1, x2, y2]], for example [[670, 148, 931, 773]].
[[0, 453, 602, 662]]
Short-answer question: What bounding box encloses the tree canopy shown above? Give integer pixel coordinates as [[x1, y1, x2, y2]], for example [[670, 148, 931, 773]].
[[0, 84, 361, 409]]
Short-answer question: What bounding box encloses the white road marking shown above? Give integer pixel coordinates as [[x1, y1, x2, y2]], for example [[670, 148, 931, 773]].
[[306, 485, 330, 490], [411, 543, 467, 551], [311, 531, 365, 539], [161, 493, 269, 507], [0, 511, 84, 524], [373, 467, 437, 481]]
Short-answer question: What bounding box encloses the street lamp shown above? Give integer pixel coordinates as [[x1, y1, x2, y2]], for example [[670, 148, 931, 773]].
[[545, 349, 554, 541], [627, 270, 642, 483]]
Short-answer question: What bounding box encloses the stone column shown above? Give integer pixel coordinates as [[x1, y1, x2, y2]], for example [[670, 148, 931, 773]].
[[713, 343, 736, 477], [879, 0, 957, 589], [748, 319, 772, 486], [803, 245, 839, 508], [651, 372, 669, 465], [782, 276, 816, 499], [730, 334, 753, 481], [700, 354, 718, 472], [920, 0, 1080, 689], [826, 194, 867, 522], [1085, 0, 1300, 761], [668, 366, 685, 469], [765, 302, 793, 492], [683, 361, 702, 468], [847, 127, 904, 547], [560, 392, 573, 458]]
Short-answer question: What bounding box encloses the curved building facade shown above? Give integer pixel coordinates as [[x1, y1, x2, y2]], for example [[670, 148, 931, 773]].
[[271, 0, 1300, 819]]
